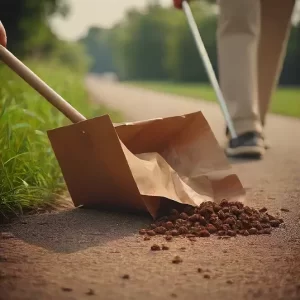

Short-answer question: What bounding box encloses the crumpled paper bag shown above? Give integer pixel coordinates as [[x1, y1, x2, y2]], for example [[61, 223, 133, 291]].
[[47, 111, 245, 218]]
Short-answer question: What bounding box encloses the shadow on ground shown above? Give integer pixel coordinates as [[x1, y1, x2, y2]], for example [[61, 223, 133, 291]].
[[1, 208, 151, 254]]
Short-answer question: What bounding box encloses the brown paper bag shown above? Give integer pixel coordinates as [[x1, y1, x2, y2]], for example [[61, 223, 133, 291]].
[[47, 111, 245, 218]]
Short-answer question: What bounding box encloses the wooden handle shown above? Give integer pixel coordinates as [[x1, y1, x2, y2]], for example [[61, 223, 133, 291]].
[[0, 45, 86, 123]]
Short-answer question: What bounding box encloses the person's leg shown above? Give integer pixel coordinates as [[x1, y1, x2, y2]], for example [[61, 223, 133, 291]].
[[217, 0, 264, 157], [258, 0, 295, 127]]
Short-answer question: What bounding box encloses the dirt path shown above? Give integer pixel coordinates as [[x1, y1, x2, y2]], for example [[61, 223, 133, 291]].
[[1, 75, 300, 300]]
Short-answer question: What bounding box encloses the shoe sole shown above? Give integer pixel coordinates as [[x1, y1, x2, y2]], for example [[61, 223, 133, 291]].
[[225, 146, 265, 159]]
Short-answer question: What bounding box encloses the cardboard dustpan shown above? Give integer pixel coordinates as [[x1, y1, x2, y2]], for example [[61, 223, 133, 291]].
[[0, 45, 245, 219]]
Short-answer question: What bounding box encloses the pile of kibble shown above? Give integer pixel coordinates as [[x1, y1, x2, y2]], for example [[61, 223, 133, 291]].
[[139, 200, 284, 241]]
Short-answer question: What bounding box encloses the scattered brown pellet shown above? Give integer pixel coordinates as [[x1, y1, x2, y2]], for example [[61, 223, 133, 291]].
[[188, 214, 199, 222], [203, 274, 210, 279], [162, 245, 169, 250], [206, 224, 217, 234], [165, 221, 174, 229], [180, 247, 186, 251], [280, 208, 290, 212], [214, 205, 222, 212], [147, 230, 156, 236], [222, 207, 230, 213], [172, 256, 183, 264], [270, 220, 280, 227], [220, 199, 229, 207], [199, 229, 210, 237], [224, 217, 235, 225], [86, 289, 95, 296], [122, 274, 130, 279], [249, 228, 258, 235], [227, 280, 233, 284], [260, 215, 269, 223], [267, 213, 276, 221], [259, 207, 268, 213], [144, 236, 151, 241], [227, 230, 236, 237], [171, 230, 179, 236], [165, 235, 173, 241], [61, 287, 72, 292], [197, 268, 203, 273], [151, 244, 161, 251], [179, 212, 189, 220], [218, 230, 226, 236], [154, 226, 167, 234], [139, 201, 284, 241], [178, 226, 189, 234]]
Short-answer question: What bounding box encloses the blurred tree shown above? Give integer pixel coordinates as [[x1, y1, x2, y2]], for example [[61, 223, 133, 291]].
[[0, 0, 68, 56], [78, 0, 299, 85], [79, 27, 116, 74], [165, 3, 216, 81]]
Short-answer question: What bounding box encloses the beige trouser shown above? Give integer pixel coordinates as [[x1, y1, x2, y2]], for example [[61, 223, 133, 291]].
[[217, 0, 295, 136]]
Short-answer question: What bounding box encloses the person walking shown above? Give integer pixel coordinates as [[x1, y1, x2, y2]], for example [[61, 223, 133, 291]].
[[173, 0, 295, 158]]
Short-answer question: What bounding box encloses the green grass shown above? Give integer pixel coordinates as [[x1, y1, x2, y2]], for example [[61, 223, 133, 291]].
[[0, 61, 123, 221], [128, 81, 300, 119]]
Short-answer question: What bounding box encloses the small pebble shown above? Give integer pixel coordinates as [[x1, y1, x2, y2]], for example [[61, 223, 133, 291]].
[[171, 230, 179, 236], [61, 287, 72, 292], [162, 245, 169, 250], [165, 221, 174, 229], [154, 226, 167, 234], [249, 228, 258, 235], [259, 207, 268, 213], [122, 274, 130, 279], [227, 230, 236, 237], [172, 256, 183, 264], [227, 280, 233, 284], [139, 229, 147, 235], [270, 220, 280, 227], [203, 274, 210, 279], [151, 244, 161, 251], [199, 230, 210, 237], [206, 224, 218, 234], [86, 289, 95, 296], [144, 236, 151, 241], [180, 212, 189, 220], [165, 235, 173, 241], [147, 230, 156, 236]]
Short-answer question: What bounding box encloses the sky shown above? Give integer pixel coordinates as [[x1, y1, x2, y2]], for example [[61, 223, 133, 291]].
[[50, 0, 170, 41]]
